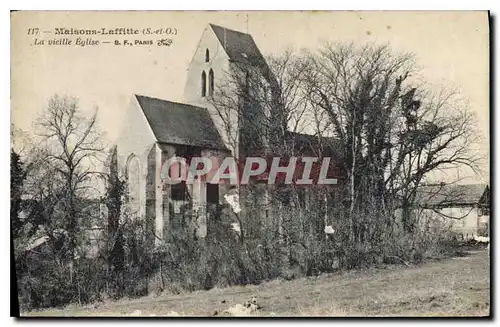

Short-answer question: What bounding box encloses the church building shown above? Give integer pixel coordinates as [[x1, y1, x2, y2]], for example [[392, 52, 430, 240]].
[[114, 24, 342, 244], [114, 24, 273, 241]]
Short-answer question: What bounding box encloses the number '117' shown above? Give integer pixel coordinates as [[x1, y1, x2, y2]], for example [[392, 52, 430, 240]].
[[27, 28, 39, 35]]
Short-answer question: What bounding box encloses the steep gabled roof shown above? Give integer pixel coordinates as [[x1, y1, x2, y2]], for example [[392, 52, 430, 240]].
[[285, 131, 343, 159], [414, 183, 489, 208], [209, 24, 266, 67], [135, 95, 227, 150]]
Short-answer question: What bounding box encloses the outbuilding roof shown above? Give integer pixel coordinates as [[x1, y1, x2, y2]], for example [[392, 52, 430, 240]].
[[414, 183, 489, 208]]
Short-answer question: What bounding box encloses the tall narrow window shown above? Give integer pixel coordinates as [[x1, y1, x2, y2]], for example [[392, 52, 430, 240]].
[[207, 183, 219, 204], [205, 49, 210, 62], [208, 69, 214, 96], [171, 181, 189, 201], [201, 71, 206, 97], [127, 155, 141, 216]]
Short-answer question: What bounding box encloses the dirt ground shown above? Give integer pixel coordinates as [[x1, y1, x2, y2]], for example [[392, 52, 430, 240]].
[[24, 250, 490, 317]]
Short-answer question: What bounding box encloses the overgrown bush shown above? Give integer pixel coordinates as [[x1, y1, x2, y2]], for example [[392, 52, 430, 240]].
[[16, 194, 466, 311]]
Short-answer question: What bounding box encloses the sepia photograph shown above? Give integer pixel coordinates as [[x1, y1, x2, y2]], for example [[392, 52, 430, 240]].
[[10, 10, 490, 317]]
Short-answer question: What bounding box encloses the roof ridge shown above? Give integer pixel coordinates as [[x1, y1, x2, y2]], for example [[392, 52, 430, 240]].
[[420, 182, 487, 187], [134, 94, 207, 111], [209, 23, 250, 36]]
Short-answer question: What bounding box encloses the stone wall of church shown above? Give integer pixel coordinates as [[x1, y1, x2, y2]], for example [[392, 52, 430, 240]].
[[145, 146, 156, 244], [116, 96, 158, 219], [160, 145, 176, 240], [183, 26, 237, 156]]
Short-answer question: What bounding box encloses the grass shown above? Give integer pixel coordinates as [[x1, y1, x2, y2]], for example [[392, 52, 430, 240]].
[[23, 250, 490, 317]]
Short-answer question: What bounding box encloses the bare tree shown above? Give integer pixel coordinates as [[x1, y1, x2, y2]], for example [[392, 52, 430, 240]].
[[209, 50, 316, 158], [210, 42, 481, 267], [34, 95, 105, 261], [207, 52, 340, 273], [302, 43, 481, 237]]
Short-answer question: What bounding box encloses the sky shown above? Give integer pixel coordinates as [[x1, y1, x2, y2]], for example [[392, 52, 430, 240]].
[[10, 11, 490, 183]]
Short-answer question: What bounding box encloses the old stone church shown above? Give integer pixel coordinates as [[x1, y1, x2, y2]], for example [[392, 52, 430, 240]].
[[114, 23, 341, 243]]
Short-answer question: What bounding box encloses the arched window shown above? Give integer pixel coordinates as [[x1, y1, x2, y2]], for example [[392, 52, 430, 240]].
[[208, 69, 214, 96], [205, 49, 210, 62], [201, 71, 207, 97]]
